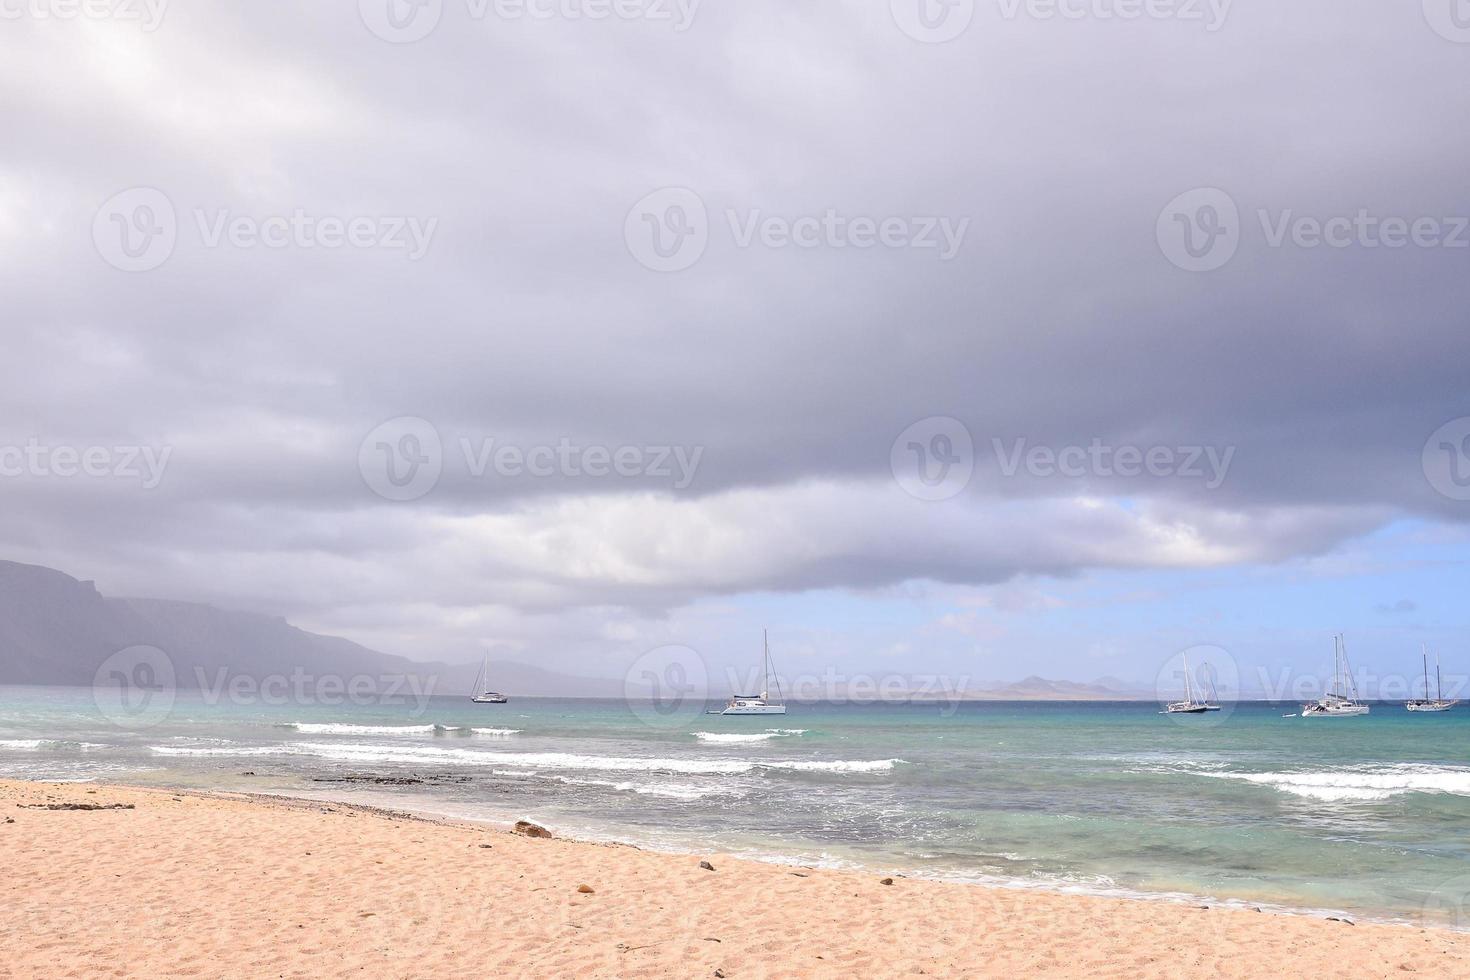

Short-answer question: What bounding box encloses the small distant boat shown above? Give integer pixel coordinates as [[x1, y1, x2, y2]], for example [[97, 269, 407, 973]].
[[1164, 652, 1218, 714], [721, 629, 787, 716], [1406, 645, 1458, 713], [1301, 634, 1368, 717], [470, 653, 508, 704]]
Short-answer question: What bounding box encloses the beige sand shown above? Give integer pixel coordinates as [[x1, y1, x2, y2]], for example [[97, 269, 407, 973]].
[[3, 780, 1467, 979]]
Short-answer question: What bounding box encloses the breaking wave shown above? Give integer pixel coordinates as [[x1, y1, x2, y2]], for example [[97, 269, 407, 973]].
[[1199, 765, 1470, 802], [692, 729, 806, 744]]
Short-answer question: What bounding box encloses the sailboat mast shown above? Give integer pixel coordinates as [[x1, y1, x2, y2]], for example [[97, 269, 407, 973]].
[[1182, 653, 1194, 704], [1332, 634, 1341, 698], [1423, 645, 1431, 701], [1437, 651, 1444, 702], [763, 628, 770, 697]]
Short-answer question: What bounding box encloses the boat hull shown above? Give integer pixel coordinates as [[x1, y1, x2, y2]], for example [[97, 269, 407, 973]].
[[471, 694, 508, 704], [1301, 705, 1369, 717], [721, 704, 787, 715], [1406, 701, 1457, 712]]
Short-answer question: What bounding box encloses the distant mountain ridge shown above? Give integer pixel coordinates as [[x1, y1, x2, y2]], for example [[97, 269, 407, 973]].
[[967, 674, 1151, 700]]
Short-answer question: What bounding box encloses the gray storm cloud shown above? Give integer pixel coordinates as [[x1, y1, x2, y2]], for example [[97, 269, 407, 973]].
[[1, 1, 1467, 662]]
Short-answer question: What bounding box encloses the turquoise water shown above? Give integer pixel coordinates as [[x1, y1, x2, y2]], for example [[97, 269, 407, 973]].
[[4, 686, 1470, 925]]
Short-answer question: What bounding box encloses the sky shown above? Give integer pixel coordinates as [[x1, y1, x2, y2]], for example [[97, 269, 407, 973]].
[[3, 2, 1470, 693]]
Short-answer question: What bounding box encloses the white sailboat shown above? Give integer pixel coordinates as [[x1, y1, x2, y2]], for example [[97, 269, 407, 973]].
[[721, 629, 786, 716], [470, 653, 508, 704], [1164, 652, 1216, 714], [1301, 634, 1368, 717], [1406, 645, 1458, 713]]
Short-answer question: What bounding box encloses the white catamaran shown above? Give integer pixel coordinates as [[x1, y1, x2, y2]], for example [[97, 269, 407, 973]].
[[1301, 634, 1368, 717], [470, 653, 508, 704], [1407, 645, 1458, 713], [1164, 652, 1218, 714], [721, 629, 786, 715]]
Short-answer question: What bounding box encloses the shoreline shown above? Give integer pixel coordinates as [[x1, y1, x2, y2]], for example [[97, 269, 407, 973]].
[[194, 779, 1451, 932], [13, 773, 1458, 931], [7, 779, 1470, 978]]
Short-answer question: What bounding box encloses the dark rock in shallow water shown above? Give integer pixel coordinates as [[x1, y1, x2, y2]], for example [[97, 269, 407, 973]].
[[699, 860, 715, 871], [514, 820, 553, 839], [311, 772, 471, 787]]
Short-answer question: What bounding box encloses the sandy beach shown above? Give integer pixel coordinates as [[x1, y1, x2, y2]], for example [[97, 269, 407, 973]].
[[3, 780, 1468, 979]]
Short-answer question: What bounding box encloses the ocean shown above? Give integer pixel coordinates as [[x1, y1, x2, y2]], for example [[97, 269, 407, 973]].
[[4, 685, 1470, 927]]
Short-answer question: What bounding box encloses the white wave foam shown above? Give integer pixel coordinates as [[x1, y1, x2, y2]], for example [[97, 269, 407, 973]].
[[467, 728, 521, 737], [759, 759, 904, 773], [279, 723, 438, 736], [149, 745, 300, 757], [296, 743, 754, 773], [1201, 765, 1470, 802], [0, 739, 105, 752], [692, 729, 807, 743], [692, 732, 782, 744], [0, 740, 43, 750], [274, 742, 902, 777], [548, 775, 735, 801]]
